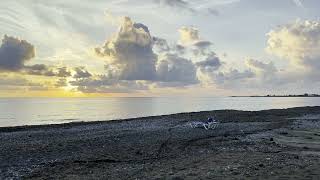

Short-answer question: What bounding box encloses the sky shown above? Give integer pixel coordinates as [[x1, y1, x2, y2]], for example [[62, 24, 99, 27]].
[[0, 0, 320, 97]]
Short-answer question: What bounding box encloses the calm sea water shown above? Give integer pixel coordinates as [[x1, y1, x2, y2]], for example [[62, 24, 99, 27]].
[[0, 97, 319, 127]]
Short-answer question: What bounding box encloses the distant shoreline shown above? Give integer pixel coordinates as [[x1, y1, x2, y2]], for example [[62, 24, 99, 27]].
[[230, 96, 320, 97], [231, 94, 320, 97]]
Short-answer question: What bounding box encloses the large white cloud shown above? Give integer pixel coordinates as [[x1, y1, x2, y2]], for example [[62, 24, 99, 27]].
[[86, 17, 202, 93], [266, 20, 320, 69], [95, 17, 157, 81]]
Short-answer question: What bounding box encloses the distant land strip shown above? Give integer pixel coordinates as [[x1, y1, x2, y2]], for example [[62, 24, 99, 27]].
[[231, 93, 320, 97]]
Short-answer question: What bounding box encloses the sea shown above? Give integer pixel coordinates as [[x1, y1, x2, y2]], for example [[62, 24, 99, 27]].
[[0, 97, 319, 127]]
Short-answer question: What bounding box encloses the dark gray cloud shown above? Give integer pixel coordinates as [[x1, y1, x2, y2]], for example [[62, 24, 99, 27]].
[[24, 64, 55, 76], [193, 41, 212, 49], [56, 67, 72, 77], [156, 53, 199, 85], [155, 0, 194, 12], [175, 44, 186, 54], [196, 54, 222, 72], [193, 43, 214, 58], [0, 35, 35, 71], [55, 78, 68, 87], [0, 35, 73, 78], [24, 65, 71, 77], [73, 67, 92, 79], [153, 37, 170, 53]]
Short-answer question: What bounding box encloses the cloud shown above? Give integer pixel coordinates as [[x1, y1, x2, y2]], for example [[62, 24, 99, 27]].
[[266, 20, 320, 70], [204, 68, 256, 89], [156, 53, 199, 85], [207, 8, 220, 16], [73, 67, 92, 78], [55, 67, 72, 77], [245, 58, 281, 86], [55, 78, 68, 88], [292, 0, 304, 8], [95, 17, 157, 81], [153, 29, 219, 86], [92, 17, 202, 87], [70, 17, 209, 93], [178, 27, 200, 45], [246, 59, 277, 74], [194, 53, 255, 87], [193, 41, 213, 49], [0, 35, 73, 78], [23, 64, 56, 76], [0, 75, 47, 91], [85, 16, 314, 93], [197, 56, 280, 89], [260, 20, 320, 92], [153, 37, 170, 53], [215, 69, 255, 84], [192, 41, 214, 57], [154, 0, 220, 16], [23, 65, 71, 77], [196, 53, 222, 72], [0, 16, 224, 94], [0, 35, 35, 71], [70, 75, 149, 93], [155, 0, 194, 12], [178, 27, 214, 57]]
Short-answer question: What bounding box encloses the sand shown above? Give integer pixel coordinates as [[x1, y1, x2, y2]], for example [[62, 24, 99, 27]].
[[1, 106, 320, 179]]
